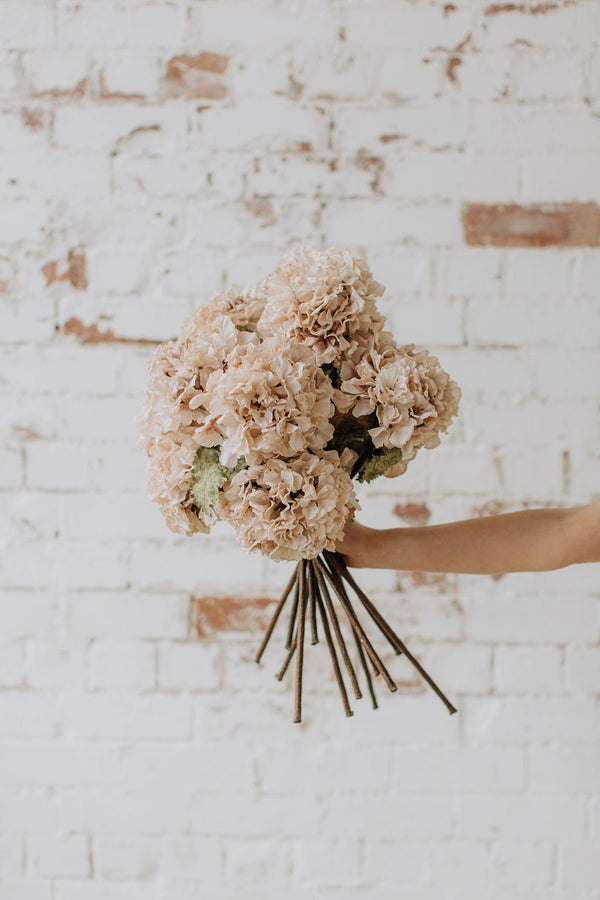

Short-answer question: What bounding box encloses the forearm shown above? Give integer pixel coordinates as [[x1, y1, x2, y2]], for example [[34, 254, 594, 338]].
[[363, 506, 576, 574]]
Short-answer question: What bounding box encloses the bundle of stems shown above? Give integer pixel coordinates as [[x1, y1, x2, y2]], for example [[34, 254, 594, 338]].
[[255, 550, 457, 723]]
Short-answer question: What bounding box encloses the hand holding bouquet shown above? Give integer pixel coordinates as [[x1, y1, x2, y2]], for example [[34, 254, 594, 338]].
[[137, 246, 461, 722]]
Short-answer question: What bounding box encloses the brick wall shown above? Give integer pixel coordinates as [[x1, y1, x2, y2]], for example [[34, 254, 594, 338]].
[[1, 1, 599, 897]]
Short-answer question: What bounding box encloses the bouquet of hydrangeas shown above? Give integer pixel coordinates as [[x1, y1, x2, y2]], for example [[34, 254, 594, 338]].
[[137, 246, 461, 722]]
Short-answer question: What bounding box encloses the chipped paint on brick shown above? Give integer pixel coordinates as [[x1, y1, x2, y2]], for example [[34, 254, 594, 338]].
[[393, 502, 432, 526], [194, 595, 277, 637], [42, 249, 88, 290], [245, 195, 277, 227], [21, 108, 44, 130], [355, 150, 385, 195], [165, 53, 229, 99], [446, 56, 462, 83], [58, 317, 159, 345], [485, 2, 563, 14]]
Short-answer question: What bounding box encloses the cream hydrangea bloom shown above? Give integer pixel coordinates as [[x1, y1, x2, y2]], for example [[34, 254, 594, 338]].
[[257, 245, 387, 367], [336, 340, 461, 454], [216, 449, 359, 561], [202, 339, 335, 468]]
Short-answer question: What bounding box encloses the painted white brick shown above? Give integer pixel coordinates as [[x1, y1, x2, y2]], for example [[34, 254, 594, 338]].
[[128, 539, 265, 592], [28, 835, 90, 878], [0, 447, 23, 486], [392, 747, 525, 793], [93, 836, 162, 880], [490, 842, 555, 888], [499, 445, 564, 497], [225, 837, 291, 886], [53, 882, 152, 900], [429, 445, 502, 496], [362, 839, 431, 887], [27, 640, 86, 690], [293, 837, 361, 886], [521, 150, 600, 201], [464, 594, 598, 644], [256, 743, 391, 794], [333, 103, 471, 153], [0, 881, 52, 900], [494, 645, 562, 694], [57, 1, 186, 49], [88, 639, 155, 690], [511, 48, 582, 102], [458, 793, 586, 841], [559, 845, 600, 890], [462, 696, 598, 745], [344, 3, 473, 50], [529, 747, 600, 794], [479, 3, 600, 49], [158, 641, 221, 691], [0, 833, 22, 877], [66, 591, 189, 640], [0, 640, 24, 686], [55, 691, 192, 741], [0, 692, 55, 738], [0, 2, 54, 49], [564, 645, 600, 693], [419, 642, 492, 694], [0, 742, 123, 788], [25, 441, 90, 490], [196, 103, 328, 154]]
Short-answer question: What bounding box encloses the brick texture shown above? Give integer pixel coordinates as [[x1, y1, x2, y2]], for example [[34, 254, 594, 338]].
[[1, 0, 599, 898]]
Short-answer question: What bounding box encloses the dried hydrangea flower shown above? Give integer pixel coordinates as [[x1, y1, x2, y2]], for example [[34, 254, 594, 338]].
[[203, 339, 335, 468], [216, 448, 359, 561], [257, 245, 387, 367]]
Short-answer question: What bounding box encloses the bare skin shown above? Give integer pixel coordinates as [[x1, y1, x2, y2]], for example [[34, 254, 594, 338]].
[[336, 498, 600, 574]]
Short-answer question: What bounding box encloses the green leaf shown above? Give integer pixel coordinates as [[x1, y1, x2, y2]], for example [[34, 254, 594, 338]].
[[190, 446, 246, 516], [356, 446, 403, 484]]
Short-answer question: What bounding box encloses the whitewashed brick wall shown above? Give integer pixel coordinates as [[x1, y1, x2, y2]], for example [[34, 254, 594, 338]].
[[1, 1, 599, 898]]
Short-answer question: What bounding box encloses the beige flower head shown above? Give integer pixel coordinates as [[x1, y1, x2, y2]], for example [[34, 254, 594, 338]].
[[257, 245, 387, 366], [203, 339, 335, 468], [216, 449, 359, 561], [336, 341, 461, 459]]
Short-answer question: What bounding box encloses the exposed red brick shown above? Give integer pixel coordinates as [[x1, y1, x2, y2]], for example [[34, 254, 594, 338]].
[[165, 53, 229, 99], [393, 502, 431, 526], [444, 3, 457, 13], [463, 203, 600, 247], [21, 108, 44, 130], [194, 595, 276, 637], [296, 141, 313, 153], [245, 195, 276, 227], [42, 248, 88, 290], [446, 56, 462, 83], [67, 249, 87, 290], [379, 134, 402, 144], [58, 316, 159, 345]]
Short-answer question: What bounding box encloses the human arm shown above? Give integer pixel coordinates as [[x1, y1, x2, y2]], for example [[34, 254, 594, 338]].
[[336, 498, 600, 574]]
